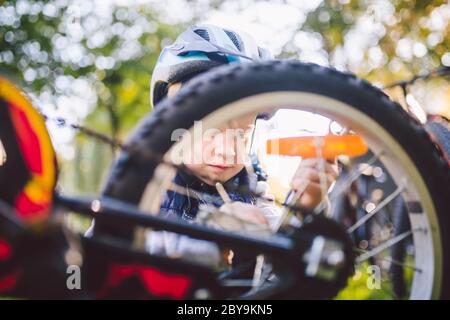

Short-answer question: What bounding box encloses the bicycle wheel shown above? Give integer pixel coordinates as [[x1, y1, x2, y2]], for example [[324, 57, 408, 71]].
[[390, 117, 450, 298], [101, 60, 450, 299]]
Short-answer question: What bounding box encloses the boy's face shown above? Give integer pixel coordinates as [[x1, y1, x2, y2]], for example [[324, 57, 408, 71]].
[[167, 82, 256, 185], [186, 115, 255, 185]]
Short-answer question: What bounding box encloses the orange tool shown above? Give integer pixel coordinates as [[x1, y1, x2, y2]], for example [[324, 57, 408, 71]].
[[266, 135, 368, 159]]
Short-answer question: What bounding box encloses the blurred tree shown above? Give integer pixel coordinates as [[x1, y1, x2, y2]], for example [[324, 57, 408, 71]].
[[0, 0, 183, 193], [290, 0, 450, 82], [278, 0, 450, 117]]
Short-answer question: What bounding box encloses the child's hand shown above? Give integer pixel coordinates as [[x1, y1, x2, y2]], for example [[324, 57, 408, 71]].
[[219, 202, 269, 225], [291, 158, 338, 208]]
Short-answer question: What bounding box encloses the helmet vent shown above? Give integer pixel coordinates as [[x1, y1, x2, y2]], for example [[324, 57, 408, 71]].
[[194, 29, 210, 41], [225, 30, 242, 51]]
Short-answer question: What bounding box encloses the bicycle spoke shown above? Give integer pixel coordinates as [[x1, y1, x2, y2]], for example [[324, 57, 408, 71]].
[[354, 247, 422, 272], [355, 228, 420, 264], [383, 256, 422, 273], [274, 182, 309, 231], [348, 183, 405, 234], [317, 152, 384, 213]]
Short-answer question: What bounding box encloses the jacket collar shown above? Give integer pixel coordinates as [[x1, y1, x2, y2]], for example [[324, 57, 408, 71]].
[[176, 167, 249, 194]]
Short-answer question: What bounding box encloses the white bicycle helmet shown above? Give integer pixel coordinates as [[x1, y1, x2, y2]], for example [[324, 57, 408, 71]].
[[150, 24, 273, 107]]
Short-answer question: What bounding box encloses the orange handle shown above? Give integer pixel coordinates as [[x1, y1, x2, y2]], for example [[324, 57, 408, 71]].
[[266, 135, 368, 159]]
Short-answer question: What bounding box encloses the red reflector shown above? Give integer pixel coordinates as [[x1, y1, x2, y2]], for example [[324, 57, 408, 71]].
[[0, 272, 19, 292], [99, 264, 192, 299], [0, 239, 12, 261]]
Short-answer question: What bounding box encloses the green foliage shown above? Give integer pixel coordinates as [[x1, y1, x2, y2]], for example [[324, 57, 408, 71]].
[[1, 0, 183, 193], [335, 263, 394, 300], [300, 0, 450, 81]]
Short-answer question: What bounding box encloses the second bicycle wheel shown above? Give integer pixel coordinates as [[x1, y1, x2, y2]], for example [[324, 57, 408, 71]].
[[100, 60, 450, 300]]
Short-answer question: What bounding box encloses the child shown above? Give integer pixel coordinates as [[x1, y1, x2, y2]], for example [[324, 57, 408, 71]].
[[146, 25, 338, 268]]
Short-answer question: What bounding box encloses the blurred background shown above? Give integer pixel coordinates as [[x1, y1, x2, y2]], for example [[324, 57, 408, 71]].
[[1, 0, 449, 196]]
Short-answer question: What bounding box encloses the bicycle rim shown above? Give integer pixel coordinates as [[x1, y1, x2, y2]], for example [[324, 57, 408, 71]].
[[138, 92, 442, 299]]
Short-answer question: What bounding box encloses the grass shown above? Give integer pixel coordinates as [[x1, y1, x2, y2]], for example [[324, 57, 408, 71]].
[[335, 258, 415, 300]]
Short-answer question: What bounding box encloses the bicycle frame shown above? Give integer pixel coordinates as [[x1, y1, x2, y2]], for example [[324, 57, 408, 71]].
[[53, 194, 328, 299]]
